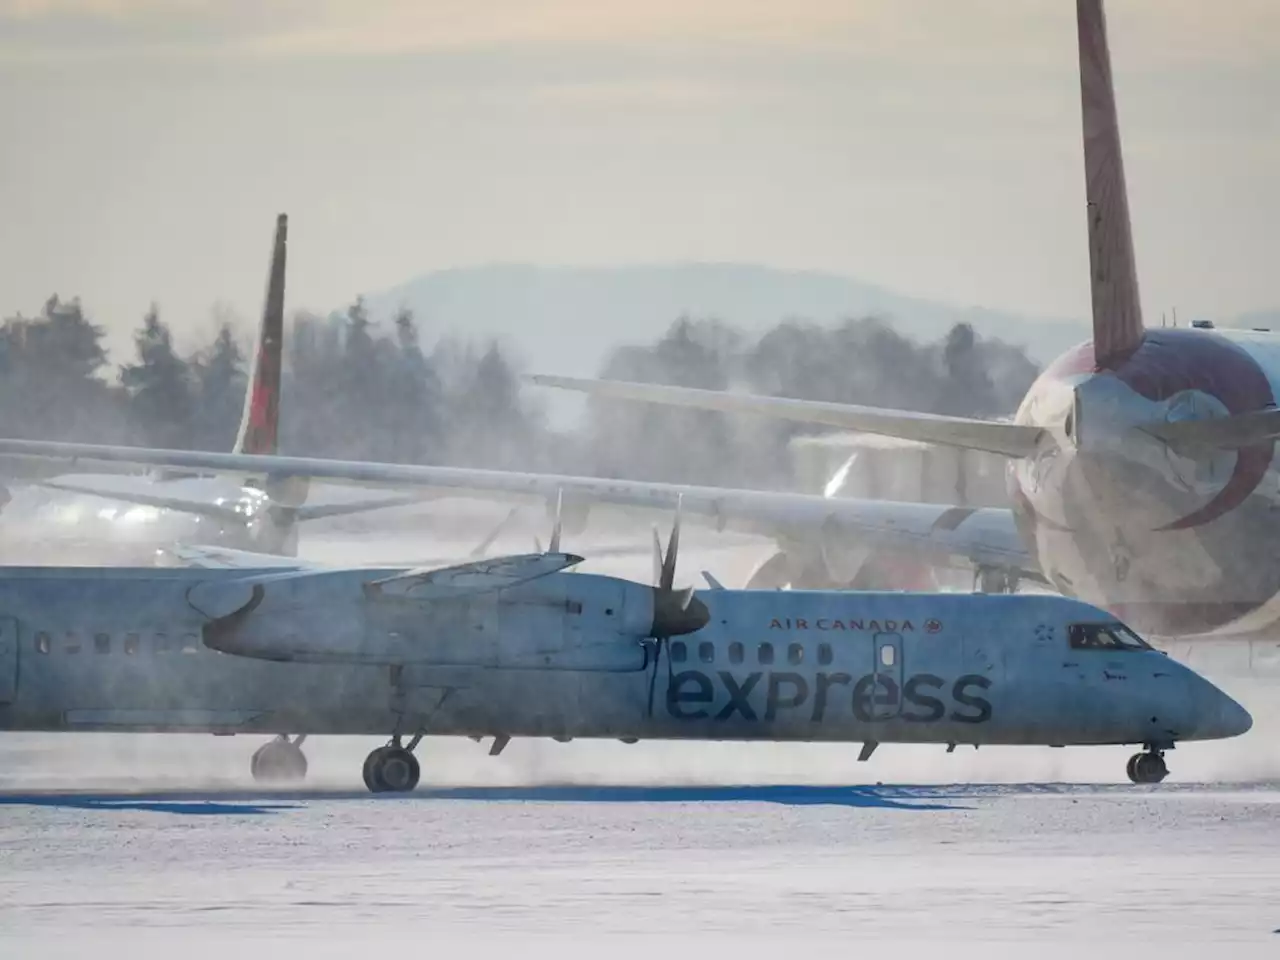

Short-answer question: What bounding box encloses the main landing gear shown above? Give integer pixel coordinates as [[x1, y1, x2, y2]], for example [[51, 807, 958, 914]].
[[1126, 747, 1169, 785], [363, 734, 423, 794], [250, 735, 308, 783]]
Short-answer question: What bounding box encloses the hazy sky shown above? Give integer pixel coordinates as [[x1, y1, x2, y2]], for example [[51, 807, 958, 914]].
[[1, 0, 1277, 358]]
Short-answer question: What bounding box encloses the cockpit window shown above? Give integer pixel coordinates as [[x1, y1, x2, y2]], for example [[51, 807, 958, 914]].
[[1068, 622, 1152, 652]]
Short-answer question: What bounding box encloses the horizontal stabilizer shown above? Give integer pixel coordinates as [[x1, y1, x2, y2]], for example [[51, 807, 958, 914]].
[[529, 375, 1044, 458], [365, 552, 583, 598], [36, 478, 250, 525], [1140, 408, 1280, 451]]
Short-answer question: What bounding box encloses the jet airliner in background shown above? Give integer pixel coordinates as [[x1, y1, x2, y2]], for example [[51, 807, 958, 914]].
[[0, 214, 415, 564], [0, 1, 1276, 670]]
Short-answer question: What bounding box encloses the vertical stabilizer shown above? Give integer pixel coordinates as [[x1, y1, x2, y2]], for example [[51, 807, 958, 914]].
[[234, 213, 287, 455], [1078, 0, 1144, 368]]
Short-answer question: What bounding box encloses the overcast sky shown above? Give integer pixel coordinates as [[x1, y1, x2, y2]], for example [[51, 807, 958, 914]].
[[1, 0, 1277, 357]]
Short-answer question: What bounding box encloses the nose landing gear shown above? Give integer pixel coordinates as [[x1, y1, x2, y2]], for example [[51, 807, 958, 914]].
[[362, 734, 422, 794], [1126, 748, 1168, 784]]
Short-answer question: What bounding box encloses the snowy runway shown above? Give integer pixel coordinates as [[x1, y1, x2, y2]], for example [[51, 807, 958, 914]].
[[2, 775, 1279, 956]]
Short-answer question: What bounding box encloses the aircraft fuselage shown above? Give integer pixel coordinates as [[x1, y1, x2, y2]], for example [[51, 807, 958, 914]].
[[0, 566, 1246, 751], [1011, 327, 1280, 640]]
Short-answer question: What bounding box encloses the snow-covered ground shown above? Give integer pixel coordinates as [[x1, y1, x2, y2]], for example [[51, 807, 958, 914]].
[[1, 779, 1278, 956]]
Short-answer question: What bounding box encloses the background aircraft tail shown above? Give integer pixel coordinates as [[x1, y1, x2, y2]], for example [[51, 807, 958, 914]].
[[1077, 0, 1144, 368], [233, 213, 287, 456]]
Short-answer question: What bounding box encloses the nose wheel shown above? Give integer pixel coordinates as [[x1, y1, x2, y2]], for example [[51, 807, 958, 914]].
[[362, 736, 422, 794], [1126, 750, 1168, 784], [250, 735, 308, 784]]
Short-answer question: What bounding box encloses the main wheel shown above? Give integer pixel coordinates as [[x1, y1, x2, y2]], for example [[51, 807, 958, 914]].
[[1127, 752, 1168, 784], [362, 745, 420, 794], [251, 740, 308, 784]]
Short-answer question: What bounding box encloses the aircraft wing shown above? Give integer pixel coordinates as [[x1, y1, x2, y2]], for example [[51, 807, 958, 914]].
[[0, 438, 1038, 579], [529, 375, 1045, 459]]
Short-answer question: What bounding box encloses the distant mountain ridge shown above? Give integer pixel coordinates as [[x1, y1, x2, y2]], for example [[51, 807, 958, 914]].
[[354, 263, 1093, 381], [353, 262, 1275, 392]]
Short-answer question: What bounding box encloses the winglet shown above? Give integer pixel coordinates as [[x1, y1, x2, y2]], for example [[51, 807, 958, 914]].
[[1078, 0, 1144, 368], [234, 213, 287, 456]]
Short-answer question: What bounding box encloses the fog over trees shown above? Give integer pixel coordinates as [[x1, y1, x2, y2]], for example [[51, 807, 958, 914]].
[[0, 294, 1041, 489]]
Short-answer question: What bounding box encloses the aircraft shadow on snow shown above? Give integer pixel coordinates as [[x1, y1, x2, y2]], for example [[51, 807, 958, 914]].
[[3, 780, 1259, 816], [0, 784, 974, 814]]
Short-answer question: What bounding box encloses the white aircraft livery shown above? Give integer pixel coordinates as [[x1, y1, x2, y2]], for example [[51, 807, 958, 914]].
[[0, 511, 1252, 790], [0, 1, 1274, 652]]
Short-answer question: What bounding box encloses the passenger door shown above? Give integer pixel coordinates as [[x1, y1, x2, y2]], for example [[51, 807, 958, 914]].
[[870, 631, 904, 721], [0, 617, 16, 703]]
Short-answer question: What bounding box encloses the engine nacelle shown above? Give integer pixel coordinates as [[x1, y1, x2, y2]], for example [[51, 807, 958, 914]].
[[192, 568, 656, 671]]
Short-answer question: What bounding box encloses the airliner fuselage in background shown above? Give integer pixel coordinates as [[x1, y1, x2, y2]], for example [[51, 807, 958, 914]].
[[1009, 327, 1280, 640]]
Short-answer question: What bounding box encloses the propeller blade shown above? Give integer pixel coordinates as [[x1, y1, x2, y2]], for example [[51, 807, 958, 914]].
[[548, 489, 564, 553], [651, 525, 663, 587], [660, 495, 683, 592]]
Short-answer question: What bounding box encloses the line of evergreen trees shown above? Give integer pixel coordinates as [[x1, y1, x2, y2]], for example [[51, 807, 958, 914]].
[[0, 294, 1041, 490]]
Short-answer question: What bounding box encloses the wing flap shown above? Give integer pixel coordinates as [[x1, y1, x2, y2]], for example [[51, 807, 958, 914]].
[[528, 375, 1044, 458]]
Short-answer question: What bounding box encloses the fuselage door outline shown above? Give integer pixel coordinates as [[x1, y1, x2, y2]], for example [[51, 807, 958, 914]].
[[871, 631, 904, 721]]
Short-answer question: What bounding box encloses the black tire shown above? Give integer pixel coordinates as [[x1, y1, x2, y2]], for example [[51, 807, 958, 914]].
[[363, 746, 391, 793], [1134, 753, 1168, 785], [1125, 753, 1141, 784], [378, 748, 420, 793]]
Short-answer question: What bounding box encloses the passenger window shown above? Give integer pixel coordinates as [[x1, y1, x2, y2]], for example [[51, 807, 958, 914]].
[[758, 643, 774, 665], [124, 633, 140, 656], [1069, 623, 1151, 652], [94, 633, 110, 654], [698, 641, 715, 664], [35, 632, 50, 655], [64, 631, 81, 654], [788, 643, 804, 665], [880, 644, 896, 667], [154, 633, 169, 654], [818, 643, 833, 666], [671, 641, 687, 663], [728, 642, 744, 665], [181, 633, 199, 654]]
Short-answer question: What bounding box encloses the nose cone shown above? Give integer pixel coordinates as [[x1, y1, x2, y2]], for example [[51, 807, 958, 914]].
[[1184, 674, 1253, 741]]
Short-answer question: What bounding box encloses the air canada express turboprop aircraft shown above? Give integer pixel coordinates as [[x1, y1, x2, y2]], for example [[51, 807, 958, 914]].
[[0, 215, 415, 565], [0, 507, 1252, 790], [1, 1, 1277, 654]]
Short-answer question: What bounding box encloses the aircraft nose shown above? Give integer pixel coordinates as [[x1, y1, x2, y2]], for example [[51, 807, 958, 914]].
[[1185, 675, 1252, 741]]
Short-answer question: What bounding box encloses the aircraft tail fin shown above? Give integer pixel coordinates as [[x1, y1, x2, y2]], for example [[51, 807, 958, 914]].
[[233, 213, 287, 456], [1078, 0, 1144, 368]]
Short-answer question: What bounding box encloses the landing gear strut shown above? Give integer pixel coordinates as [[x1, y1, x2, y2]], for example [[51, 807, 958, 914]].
[[362, 734, 422, 794], [1126, 748, 1168, 785], [251, 735, 308, 784]]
